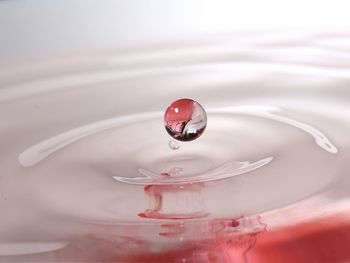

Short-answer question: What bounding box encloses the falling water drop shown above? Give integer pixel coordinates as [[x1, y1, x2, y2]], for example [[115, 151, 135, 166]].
[[164, 98, 207, 141]]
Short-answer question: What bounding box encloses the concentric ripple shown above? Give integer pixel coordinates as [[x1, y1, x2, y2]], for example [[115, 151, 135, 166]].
[[1, 32, 350, 262], [18, 105, 337, 186]]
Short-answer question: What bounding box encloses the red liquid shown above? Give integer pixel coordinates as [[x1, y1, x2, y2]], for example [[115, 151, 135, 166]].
[[117, 213, 350, 263], [139, 183, 208, 220], [8, 212, 349, 262], [250, 213, 350, 263]]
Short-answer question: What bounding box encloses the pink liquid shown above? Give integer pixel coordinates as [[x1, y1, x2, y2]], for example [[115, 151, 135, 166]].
[[2, 213, 348, 262], [114, 213, 350, 263], [1, 32, 350, 262], [138, 183, 209, 220]]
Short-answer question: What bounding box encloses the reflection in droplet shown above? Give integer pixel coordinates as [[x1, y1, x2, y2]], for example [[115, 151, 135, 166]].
[[164, 98, 207, 141]]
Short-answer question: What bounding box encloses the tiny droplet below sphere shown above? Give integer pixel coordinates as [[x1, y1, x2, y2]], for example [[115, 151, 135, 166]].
[[164, 98, 207, 141], [169, 140, 181, 150]]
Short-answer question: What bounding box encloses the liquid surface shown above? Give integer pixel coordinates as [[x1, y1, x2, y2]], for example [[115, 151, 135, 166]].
[[1, 32, 350, 262]]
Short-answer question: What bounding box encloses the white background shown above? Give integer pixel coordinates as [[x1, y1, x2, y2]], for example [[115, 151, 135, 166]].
[[1, 0, 350, 61]]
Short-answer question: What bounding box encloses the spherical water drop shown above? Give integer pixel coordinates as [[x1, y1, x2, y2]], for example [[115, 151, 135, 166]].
[[169, 140, 180, 150], [164, 98, 207, 141]]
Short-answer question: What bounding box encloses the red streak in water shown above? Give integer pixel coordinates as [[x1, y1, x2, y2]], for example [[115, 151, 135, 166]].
[[13, 213, 350, 262], [119, 213, 350, 263], [138, 183, 209, 220]]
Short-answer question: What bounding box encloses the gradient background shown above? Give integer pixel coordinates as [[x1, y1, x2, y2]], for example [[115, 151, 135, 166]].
[[1, 0, 350, 61]]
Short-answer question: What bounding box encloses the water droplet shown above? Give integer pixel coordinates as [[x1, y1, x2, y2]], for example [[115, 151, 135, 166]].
[[164, 98, 207, 141], [169, 140, 180, 150]]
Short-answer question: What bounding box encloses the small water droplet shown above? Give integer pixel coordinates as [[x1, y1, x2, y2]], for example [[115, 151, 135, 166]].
[[164, 98, 207, 141], [169, 140, 180, 150]]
